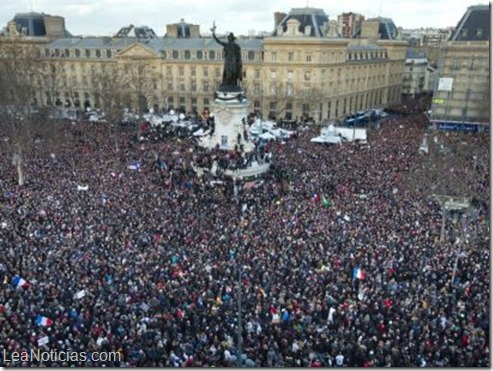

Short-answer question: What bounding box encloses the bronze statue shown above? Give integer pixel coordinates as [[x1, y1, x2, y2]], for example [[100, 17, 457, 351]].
[[211, 22, 242, 91]]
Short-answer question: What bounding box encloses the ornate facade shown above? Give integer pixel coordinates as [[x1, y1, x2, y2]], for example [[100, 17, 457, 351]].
[[2, 7, 408, 122]]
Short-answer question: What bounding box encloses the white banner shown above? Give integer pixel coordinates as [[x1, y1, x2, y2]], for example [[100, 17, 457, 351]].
[[438, 77, 454, 92]]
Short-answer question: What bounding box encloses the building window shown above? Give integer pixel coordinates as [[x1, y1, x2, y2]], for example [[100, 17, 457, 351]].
[[85, 49, 90, 58], [196, 50, 203, 59], [209, 50, 216, 60], [191, 81, 197, 92], [179, 83, 185, 91], [302, 103, 310, 115], [167, 82, 173, 91], [203, 81, 209, 92], [288, 52, 294, 62], [167, 67, 172, 76], [254, 69, 260, 79], [270, 70, 277, 79], [254, 100, 260, 108], [254, 83, 260, 95], [306, 54, 311, 62], [179, 67, 184, 76], [75, 49, 80, 57], [184, 50, 191, 59], [287, 83, 293, 96], [248, 51, 255, 61], [191, 67, 196, 76], [287, 70, 293, 80], [95, 49, 101, 58], [106, 49, 112, 58], [203, 67, 208, 77], [215, 68, 221, 78], [172, 50, 179, 59], [304, 71, 311, 81], [64, 49, 70, 57]]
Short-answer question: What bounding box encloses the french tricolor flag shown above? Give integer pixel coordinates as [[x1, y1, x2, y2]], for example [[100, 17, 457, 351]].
[[35, 315, 53, 327], [352, 267, 365, 280], [12, 275, 29, 289]]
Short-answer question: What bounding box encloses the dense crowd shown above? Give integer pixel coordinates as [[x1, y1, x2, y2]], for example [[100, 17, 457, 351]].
[[0, 101, 489, 367]]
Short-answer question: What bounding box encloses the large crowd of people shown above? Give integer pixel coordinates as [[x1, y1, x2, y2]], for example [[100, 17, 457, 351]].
[[0, 100, 489, 367]]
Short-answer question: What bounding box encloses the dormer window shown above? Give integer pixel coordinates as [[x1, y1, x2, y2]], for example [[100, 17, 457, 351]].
[[476, 28, 483, 37]]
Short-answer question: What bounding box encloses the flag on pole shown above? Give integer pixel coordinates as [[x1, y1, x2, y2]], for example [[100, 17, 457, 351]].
[[352, 267, 365, 280], [12, 275, 29, 289], [35, 315, 53, 327]]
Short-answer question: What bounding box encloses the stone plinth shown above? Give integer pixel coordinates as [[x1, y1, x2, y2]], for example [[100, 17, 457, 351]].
[[199, 90, 254, 153]]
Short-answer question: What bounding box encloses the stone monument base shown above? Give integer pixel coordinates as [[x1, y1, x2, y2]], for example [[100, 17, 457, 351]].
[[199, 90, 254, 153]]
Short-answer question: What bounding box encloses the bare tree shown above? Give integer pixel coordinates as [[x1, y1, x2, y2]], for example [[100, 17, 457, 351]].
[[0, 39, 62, 186], [90, 63, 132, 150]]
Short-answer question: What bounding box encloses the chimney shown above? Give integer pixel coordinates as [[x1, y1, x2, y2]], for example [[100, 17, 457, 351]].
[[190, 24, 200, 38], [327, 20, 338, 38], [43, 15, 65, 38], [166, 24, 178, 38], [274, 12, 286, 29], [360, 20, 379, 39], [7, 21, 19, 36]]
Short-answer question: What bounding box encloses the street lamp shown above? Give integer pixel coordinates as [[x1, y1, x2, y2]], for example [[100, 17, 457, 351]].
[[433, 195, 470, 244]]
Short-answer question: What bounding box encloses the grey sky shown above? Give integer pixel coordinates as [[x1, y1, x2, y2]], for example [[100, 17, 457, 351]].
[[1, 0, 490, 37]]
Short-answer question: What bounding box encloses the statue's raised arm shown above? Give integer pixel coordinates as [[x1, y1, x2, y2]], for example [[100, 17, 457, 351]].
[[210, 22, 243, 91], [211, 21, 226, 47]]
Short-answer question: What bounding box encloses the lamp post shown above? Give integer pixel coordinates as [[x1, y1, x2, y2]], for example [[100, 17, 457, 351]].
[[450, 207, 470, 286]]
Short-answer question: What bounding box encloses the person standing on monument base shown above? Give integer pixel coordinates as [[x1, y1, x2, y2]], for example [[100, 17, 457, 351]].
[[211, 23, 242, 90]]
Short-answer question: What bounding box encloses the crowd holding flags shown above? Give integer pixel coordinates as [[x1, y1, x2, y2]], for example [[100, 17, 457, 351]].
[[35, 315, 53, 327], [12, 275, 29, 289]]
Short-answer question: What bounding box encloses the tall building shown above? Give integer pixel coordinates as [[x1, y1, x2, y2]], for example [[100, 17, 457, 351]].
[[402, 49, 429, 99], [1, 8, 408, 122], [430, 4, 490, 130], [337, 12, 364, 38]]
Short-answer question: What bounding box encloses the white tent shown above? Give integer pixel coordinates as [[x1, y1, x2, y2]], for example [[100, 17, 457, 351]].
[[310, 136, 342, 144], [259, 132, 276, 140]]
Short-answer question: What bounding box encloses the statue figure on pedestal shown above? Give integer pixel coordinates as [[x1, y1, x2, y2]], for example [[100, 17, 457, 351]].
[[211, 22, 242, 91]]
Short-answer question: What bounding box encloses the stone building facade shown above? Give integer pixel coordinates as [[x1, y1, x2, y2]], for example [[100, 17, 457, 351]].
[[2, 7, 408, 122], [430, 4, 490, 127]]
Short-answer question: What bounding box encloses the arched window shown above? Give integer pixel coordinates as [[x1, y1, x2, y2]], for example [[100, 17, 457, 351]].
[[172, 50, 179, 59], [184, 50, 191, 59], [209, 50, 215, 60], [196, 50, 203, 59]]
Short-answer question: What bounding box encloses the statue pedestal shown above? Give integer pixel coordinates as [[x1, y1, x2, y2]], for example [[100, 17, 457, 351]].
[[199, 90, 255, 153]]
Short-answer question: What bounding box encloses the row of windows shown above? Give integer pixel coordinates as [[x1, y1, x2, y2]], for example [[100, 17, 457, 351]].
[[44, 48, 114, 59], [166, 49, 258, 61], [347, 50, 388, 61], [44, 47, 260, 61]]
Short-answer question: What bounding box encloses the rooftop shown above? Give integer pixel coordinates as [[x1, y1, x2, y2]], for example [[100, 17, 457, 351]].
[[273, 7, 329, 37], [449, 4, 490, 42]]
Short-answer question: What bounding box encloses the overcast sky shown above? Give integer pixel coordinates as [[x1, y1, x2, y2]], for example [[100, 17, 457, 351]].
[[1, 0, 490, 37]]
